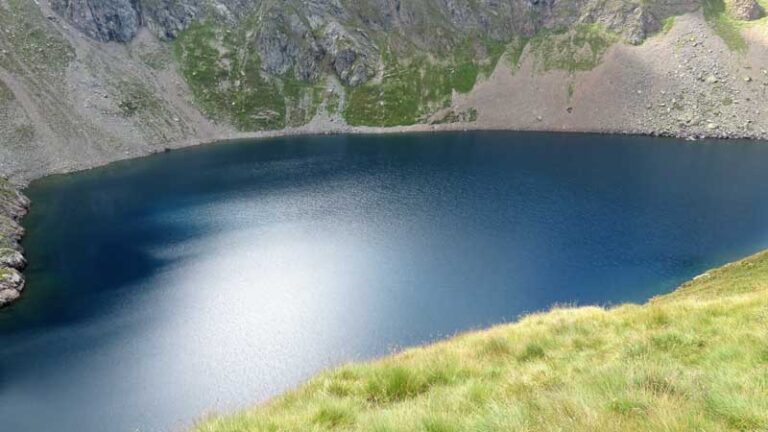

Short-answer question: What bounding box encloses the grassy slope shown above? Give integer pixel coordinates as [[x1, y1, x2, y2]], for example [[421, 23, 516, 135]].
[[195, 250, 768, 432], [702, 0, 749, 52], [344, 39, 505, 127]]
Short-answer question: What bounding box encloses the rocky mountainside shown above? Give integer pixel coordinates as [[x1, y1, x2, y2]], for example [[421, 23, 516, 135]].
[[47, 0, 701, 130], [0, 0, 767, 183]]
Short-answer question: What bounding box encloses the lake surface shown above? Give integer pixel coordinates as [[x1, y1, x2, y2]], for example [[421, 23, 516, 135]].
[[2, 132, 768, 431]]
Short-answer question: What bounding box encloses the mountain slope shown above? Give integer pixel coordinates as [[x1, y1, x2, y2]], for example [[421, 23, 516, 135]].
[[1, 0, 768, 182]]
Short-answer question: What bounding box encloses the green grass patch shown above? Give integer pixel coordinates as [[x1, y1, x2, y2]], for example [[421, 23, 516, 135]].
[[529, 24, 618, 73], [703, 0, 748, 52], [174, 22, 284, 130], [517, 342, 546, 362], [312, 401, 357, 428], [173, 21, 324, 131], [505, 36, 530, 70], [343, 38, 501, 127], [195, 249, 768, 432], [661, 16, 676, 35]]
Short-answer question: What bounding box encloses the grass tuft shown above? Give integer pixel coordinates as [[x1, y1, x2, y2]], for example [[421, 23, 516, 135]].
[[422, 416, 457, 432], [478, 337, 512, 358], [365, 366, 428, 403], [313, 402, 356, 428], [517, 342, 546, 362]]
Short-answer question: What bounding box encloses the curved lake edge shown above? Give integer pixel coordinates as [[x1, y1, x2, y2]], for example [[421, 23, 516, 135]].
[[193, 249, 768, 431], [3, 128, 767, 311], [9, 123, 763, 186], [5, 131, 768, 430]]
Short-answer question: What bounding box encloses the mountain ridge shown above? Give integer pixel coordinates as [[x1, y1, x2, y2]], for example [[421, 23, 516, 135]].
[[1, 0, 768, 183]]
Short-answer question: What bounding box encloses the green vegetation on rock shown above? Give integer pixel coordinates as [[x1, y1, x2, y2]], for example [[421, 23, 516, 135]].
[[344, 41, 498, 127], [505, 36, 530, 70], [661, 16, 677, 35], [195, 250, 768, 432], [703, 0, 748, 52], [174, 22, 284, 130], [0, 0, 74, 75], [528, 24, 619, 73], [173, 21, 324, 131], [168, 2, 688, 131]]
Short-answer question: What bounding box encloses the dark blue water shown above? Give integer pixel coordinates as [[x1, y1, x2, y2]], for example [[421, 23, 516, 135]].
[[2, 132, 768, 431]]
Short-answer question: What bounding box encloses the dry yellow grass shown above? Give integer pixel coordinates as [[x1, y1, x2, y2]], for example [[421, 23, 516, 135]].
[[195, 250, 768, 432]]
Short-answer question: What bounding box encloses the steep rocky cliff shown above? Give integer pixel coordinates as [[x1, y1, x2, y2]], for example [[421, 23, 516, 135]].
[[46, 0, 701, 130], [51, 0, 699, 70]]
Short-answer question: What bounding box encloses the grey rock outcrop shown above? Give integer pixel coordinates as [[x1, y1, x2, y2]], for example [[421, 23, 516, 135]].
[[726, 0, 764, 20], [0, 267, 24, 307], [50, 0, 143, 42], [49, 0, 700, 86], [0, 248, 26, 269], [0, 178, 29, 308]]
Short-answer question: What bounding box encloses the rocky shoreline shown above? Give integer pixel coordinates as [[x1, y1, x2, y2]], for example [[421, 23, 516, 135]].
[[0, 178, 29, 308]]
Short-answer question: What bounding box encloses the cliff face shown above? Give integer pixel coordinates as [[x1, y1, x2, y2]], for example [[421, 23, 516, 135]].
[[54, 0, 700, 131], [49, 0, 206, 41], [49, 0, 700, 85], [0, 178, 28, 308]]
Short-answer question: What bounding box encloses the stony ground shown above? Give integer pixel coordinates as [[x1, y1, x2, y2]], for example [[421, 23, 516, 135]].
[[0, 0, 226, 183], [456, 11, 768, 139]]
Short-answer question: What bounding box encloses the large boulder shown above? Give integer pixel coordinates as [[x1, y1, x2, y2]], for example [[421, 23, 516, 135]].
[[0, 267, 24, 307], [0, 288, 20, 307], [49, 0, 142, 42], [0, 248, 26, 270], [727, 0, 765, 20]]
